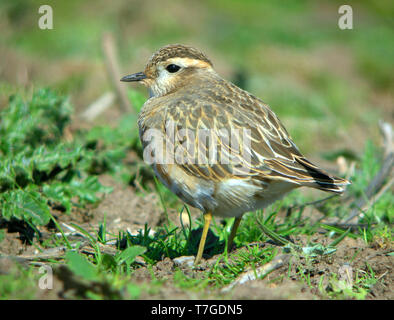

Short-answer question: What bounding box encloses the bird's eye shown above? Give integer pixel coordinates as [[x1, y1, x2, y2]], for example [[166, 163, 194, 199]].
[[166, 64, 181, 73]]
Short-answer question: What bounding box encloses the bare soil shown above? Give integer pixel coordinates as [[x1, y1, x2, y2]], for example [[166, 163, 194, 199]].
[[0, 174, 392, 300], [129, 235, 393, 300]]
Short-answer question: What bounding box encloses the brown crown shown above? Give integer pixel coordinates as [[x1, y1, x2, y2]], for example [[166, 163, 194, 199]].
[[145, 44, 213, 71]]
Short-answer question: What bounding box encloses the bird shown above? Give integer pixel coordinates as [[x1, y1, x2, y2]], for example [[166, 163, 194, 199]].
[[121, 44, 350, 265]]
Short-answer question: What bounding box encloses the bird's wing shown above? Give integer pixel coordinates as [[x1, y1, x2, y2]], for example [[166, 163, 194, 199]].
[[143, 78, 348, 192]]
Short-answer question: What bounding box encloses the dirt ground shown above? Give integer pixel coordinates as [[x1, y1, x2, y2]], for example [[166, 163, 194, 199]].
[[129, 235, 393, 300], [0, 173, 392, 300]]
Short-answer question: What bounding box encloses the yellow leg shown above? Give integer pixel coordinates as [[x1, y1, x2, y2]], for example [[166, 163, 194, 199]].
[[194, 212, 212, 265], [227, 215, 243, 251]]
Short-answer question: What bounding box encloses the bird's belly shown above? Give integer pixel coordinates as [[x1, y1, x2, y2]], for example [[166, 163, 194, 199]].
[[213, 178, 296, 218], [152, 163, 296, 218], [152, 163, 217, 212]]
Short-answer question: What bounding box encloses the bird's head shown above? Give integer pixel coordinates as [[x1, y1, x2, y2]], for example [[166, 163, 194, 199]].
[[121, 44, 214, 97]]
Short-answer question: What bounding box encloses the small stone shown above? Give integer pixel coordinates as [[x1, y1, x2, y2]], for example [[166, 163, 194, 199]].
[[173, 256, 195, 268]]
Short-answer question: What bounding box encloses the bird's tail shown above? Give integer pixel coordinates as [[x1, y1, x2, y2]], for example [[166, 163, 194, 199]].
[[296, 157, 350, 193]]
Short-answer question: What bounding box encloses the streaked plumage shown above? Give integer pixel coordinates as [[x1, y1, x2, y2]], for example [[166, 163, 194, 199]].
[[121, 44, 350, 264]]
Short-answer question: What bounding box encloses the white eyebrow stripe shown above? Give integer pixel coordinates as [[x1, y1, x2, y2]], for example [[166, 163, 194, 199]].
[[166, 57, 212, 69]]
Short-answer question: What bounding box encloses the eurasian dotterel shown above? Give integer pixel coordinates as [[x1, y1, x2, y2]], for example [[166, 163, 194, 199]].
[[121, 44, 350, 265]]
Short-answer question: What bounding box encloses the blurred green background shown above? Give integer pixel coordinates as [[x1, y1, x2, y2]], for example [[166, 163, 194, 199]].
[[0, 0, 393, 157]]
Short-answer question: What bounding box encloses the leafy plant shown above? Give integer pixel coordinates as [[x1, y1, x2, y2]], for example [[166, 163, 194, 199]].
[[0, 89, 111, 229]]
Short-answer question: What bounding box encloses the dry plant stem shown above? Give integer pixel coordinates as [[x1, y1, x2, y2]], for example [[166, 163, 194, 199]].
[[287, 195, 337, 215], [380, 121, 393, 159], [1, 242, 83, 262], [102, 32, 132, 113], [369, 176, 394, 203], [293, 195, 337, 209], [2, 240, 120, 262], [221, 254, 291, 293], [345, 121, 393, 223], [359, 176, 393, 211], [80, 91, 115, 121], [324, 222, 374, 229]]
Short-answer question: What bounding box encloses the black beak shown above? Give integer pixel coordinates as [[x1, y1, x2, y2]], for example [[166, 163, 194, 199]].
[[120, 72, 147, 82]]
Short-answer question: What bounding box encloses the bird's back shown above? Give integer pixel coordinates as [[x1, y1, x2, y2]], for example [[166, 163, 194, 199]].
[[139, 72, 349, 195]]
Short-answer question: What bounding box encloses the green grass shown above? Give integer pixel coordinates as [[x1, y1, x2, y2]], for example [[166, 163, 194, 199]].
[[0, 90, 112, 226], [0, 264, 43, 299], [316, 262, 380, 300]]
